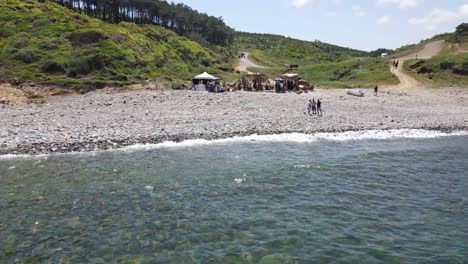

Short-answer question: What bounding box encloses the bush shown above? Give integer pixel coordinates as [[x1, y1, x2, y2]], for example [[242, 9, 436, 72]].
[[67, 31, 107, 46], [440, 61, 456, 71], [0, 29, 14, 39], [40, 61, 65, 74], [37, 41, 59, 50], [418, 63, 434, 74], [409, 60, 425, 70], [9, 33, 30, 49], [67, 54, 106, 76], [11, 49, 39, 63], [452, 62, 468, 75], [111, 74, 128, 81]]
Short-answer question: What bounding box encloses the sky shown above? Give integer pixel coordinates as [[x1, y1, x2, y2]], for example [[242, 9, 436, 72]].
[[171, 0, 468, 51]]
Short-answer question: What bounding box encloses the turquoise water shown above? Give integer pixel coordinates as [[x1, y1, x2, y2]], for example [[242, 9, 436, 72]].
[[1, 133, 467, 263]]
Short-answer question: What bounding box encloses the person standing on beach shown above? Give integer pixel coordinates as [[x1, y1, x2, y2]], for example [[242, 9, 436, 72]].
[[317, 100, 322, 116], [374, 85, 379, 96], [308, 100, 313, 115], [311, 99, 317, 115]]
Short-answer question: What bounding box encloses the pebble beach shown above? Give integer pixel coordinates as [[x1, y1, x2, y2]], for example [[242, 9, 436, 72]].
[[1, 88, 467, 155]]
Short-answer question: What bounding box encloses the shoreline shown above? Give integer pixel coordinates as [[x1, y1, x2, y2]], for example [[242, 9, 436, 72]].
[[2, 127, 468, 156], [1, 88, 467, 156]]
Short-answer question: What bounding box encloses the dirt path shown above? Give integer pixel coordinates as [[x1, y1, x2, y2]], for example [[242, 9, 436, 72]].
[[387, 40, 444, 93], [236, 52, 268, 73]]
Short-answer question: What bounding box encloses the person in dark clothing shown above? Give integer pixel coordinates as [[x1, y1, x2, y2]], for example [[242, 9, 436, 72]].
[[374, 85, 379, 96], [317, 100, 322, 116]]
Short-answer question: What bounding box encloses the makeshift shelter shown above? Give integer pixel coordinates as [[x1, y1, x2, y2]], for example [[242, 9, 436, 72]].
[[192, 72, 221, 92], [242, 72, 268, 91], [276, 73, 300, 92]]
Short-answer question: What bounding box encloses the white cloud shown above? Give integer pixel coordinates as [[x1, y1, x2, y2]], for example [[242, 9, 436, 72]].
[[377, 15, 391, 25], [290, 0, 319, 8], [409, 4, 468, 30], [352, 5, 366, 17], [377, 0, 422, 9]]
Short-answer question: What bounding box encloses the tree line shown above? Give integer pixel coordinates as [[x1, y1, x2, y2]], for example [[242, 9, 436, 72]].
[[50, 0, 235, 46]]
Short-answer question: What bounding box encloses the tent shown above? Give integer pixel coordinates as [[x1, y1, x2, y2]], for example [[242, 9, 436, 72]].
[[193, 72, 220, 80], [193, 72, 222, 92], [281, 73, 299, 79]]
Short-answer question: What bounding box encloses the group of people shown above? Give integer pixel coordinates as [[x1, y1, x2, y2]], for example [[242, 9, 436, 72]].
[[392, 60, 400, 69], [307, 99, 322, 116]]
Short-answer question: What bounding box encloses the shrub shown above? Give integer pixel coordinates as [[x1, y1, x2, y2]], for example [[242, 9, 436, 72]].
[[418, 63, 434, 74], [110, 33, 128, 43], [409, 60, 425, 70], [452, 62, 468, 75], [37, 41, 59, 50], [440, 61, 456, 71], [112, 74, 128, 81], [67, 31, 107, 46], [67, 54, 106, 76], [0, 29, 14, 39], [11, 49, 39, 63], [9, 33, 30, 49], [40, 61, 65, 74]]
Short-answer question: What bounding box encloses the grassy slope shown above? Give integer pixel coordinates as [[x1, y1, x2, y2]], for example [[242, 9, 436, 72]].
[[400, 29, 468, 88], [0, 0, 236, 90], [236, 32, 398, 88]]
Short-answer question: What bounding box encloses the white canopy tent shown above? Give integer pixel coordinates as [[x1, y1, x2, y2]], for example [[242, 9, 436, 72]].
[[193, 72, 221, 91], [193, 72, 220, 80]]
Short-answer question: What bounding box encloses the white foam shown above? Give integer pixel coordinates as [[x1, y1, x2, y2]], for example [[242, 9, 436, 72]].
[[0, 153, 48, 160], [119, 129, 468, 152], [1, 129, 467, 159]]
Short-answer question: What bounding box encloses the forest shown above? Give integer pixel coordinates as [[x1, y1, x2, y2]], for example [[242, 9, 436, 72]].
[[50, 0, 235, 46]]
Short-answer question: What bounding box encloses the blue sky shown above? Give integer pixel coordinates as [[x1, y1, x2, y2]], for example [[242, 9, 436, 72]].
[[171, 0, 468, 51]]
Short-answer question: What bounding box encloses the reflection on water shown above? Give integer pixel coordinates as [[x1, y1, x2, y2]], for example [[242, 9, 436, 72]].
[[1, 135, 467, 263]]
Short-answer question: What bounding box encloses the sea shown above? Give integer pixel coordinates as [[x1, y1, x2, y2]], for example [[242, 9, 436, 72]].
[[0, 129, 467, 263]]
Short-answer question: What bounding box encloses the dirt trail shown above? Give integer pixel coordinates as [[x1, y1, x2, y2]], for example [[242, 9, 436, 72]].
[[236, 52, 268, 73], [387, 40, 444, 93]]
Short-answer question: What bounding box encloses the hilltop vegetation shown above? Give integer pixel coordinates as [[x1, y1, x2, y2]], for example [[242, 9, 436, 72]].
[[235, 32, 369, 66], [236, 32, 398, 87], [0, 0, 236, 90], [402, 23, 468, 87], [52, 0, 234, 46]]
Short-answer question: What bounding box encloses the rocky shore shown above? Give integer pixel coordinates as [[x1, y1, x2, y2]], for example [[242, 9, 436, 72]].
[[1, 88, 467, 155]]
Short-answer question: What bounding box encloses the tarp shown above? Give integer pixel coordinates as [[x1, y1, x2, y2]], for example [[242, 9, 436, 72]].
[[194, 84, 206, 91], [193, 72, 220, 80]]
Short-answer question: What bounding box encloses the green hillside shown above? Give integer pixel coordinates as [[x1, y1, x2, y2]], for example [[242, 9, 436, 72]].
[[0, 0, 236, 90], [235, 32, 369, 66], [236, 32, 398, 87], [402, 23, 468, 87]]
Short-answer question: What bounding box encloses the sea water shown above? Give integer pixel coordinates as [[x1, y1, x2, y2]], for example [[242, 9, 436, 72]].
[[0, 130, 467, 263]]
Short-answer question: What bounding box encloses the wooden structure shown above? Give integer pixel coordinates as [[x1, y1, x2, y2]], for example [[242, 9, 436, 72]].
[[275, 73, 313, 93], [241, 72, 268, 91]]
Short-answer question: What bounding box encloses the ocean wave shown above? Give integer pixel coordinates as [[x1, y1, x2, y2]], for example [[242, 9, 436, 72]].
[[1, 129, 467, 159], [120, 129, 468, 152]]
